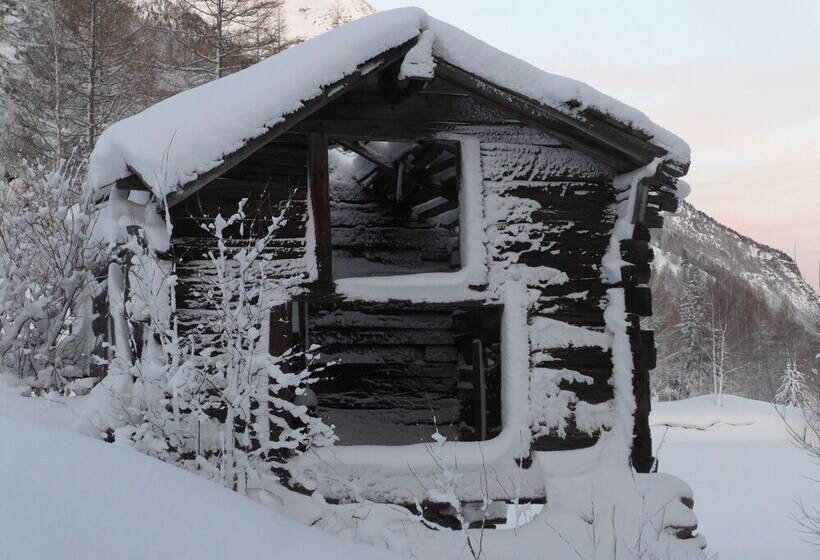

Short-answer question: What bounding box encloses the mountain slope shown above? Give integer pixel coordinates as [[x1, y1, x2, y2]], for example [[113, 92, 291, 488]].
[[649, 201, 820, 401], [657, 201, 819, 327]]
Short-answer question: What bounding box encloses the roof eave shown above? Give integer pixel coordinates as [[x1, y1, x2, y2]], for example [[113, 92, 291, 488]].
[[99, 39, 688, 207], [434, 59, 685, 175]]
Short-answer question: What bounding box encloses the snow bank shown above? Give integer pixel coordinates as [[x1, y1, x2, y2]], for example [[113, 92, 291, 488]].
[[652, 395, 820, 560], [0, 415, 396, 560], [88, 8, 689, 199]]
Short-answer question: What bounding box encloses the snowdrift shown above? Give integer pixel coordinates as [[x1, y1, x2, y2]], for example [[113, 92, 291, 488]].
[[0, 415, 395, 560], [652, 395, 820, 560]]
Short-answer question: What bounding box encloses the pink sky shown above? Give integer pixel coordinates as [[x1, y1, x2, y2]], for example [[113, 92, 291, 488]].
[[373, 0, 820, 292], [581, 63, 820, 293]]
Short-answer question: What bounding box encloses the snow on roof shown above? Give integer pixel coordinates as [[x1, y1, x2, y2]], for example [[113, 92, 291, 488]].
[[88, 8, 689, 199]]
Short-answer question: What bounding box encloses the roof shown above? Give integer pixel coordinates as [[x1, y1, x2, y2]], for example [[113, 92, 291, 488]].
[[88, 8, 690, 202]]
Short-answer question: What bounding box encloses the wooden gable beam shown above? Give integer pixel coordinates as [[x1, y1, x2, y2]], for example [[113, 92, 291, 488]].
[[434, 61, 669, 174], [93, 39, 418, 209], [162, 40, 417, 208]]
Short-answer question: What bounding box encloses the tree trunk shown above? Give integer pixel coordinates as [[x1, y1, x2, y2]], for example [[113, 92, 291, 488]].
[[86, 0, 97, 150]]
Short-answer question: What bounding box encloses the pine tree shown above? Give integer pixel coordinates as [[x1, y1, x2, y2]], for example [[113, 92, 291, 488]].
[[776, 360, 807, 407], [677, 265, 707, 396]]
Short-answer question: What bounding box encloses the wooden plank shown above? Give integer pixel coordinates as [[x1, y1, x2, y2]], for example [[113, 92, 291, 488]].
[[632, 181, 649, 224], [632, 366, 653, 472], [472, 339, 487, 440], [621, 239, 654, 266], [309, 85, 520, 126], [309, 133, 332, 287], [435, 61, 666, 172], [294, 117, 462, 141]]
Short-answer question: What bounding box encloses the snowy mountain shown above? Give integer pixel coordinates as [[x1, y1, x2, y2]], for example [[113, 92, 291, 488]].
[[283, 0, 376, 41], [649, 201, 819, 401], [655, 201, 820, 329]]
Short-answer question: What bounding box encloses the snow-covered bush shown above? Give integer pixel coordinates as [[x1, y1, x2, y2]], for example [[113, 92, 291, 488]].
[[99, 197, 334, 492], [0, 159, 105, 389]]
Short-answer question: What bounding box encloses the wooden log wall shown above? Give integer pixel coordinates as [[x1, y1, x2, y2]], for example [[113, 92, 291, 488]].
[[480, 138, 619, 451], [169, 133, 311, 342], [626, 165, 685, 473], [305, 300, 501, 445], [296, 75, 635, 453], [163, 69, 673, 464]]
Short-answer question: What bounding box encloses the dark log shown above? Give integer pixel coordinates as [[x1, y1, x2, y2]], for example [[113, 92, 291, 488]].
[[471, 339, 488, 440], [648, 190, 679, 213], [621, 263, 651, 285], [559, 378, 614, 405], [531, 426, 600, 451], [621, 239, 654, 267], [624, 286, 653, 317], [631, 367, 653, 473], [644, 207, 665, 229], [632, 223, 651, 242], [312, 83, 520, 126]]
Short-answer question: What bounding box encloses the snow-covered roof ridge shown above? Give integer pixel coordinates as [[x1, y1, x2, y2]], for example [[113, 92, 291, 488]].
[[88, 7, 689, 199]]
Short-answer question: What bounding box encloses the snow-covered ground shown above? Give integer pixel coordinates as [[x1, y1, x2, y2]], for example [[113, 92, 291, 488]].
[[0, 385, 396, 560], [1, 383, 817, 559], [652, 395, 820, 560]]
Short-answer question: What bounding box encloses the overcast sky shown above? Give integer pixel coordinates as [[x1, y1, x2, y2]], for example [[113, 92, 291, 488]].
[[371, 0, 820, 291]]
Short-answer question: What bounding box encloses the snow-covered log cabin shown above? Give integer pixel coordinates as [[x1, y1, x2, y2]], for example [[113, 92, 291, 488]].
[[89, 8, 701, 538]]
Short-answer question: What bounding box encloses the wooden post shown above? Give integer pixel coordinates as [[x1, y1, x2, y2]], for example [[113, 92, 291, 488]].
[[308, 133, 332, 288], [472, 339, 487, 440]]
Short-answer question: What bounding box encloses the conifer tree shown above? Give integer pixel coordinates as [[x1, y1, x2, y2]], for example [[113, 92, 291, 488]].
[[777, 360, 808, 407]]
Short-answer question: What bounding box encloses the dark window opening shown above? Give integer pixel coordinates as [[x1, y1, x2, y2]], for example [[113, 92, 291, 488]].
[[328, 139, 461, 280], [289, 300, 502, 446]]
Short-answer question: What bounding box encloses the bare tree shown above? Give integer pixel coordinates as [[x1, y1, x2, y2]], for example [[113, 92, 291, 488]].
[[158, 0, 288, 79], [326, 0, 351, 29], [779, 394, 820, 545], [62, 0, 158, 152], [4, 0, 157, 163], [100, 196, 334, 492], [3, 0, 73, 163]]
